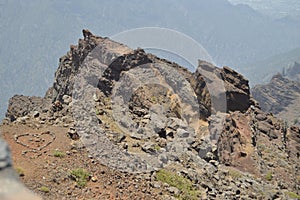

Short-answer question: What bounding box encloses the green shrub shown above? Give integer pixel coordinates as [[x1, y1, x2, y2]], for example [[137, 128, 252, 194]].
[[265, 171, 273, 181], [154, 144, 161, 151], [38, 186, 50, 193], [228, 169, 242, 180], [53, 150, 66, 158], [156, 169, 201, 199], [286, 191, 300, 199], [70, 168, 90, 187], [15, 166, 25, 176]]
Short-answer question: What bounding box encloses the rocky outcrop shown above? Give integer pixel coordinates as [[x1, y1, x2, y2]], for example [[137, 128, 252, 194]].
[[220, 66, 255, 112], [2, 30, 300, 199], [193, 61, 255, 116], [216, 106, 300, 191], [47, 29, 132, 102], [5, 95, 51, 122]]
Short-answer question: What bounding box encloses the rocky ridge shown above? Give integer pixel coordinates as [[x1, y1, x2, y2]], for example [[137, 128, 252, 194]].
[[1, 30, 300, 199], [252, 73, 300, 126]]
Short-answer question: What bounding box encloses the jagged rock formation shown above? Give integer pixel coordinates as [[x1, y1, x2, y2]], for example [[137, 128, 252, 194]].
[[285, 61, 300, 82], [1, 30, 300, 199], [194, 61, 256, 114], [252, 73, 300, 126], [5, 95, 50, 122]]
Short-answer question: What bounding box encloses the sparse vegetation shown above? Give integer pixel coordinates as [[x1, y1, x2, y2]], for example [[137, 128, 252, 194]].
[[228, 169, 242, 180], [53, 150, 66, 158], [150, 96, 157, 102], [257, 144, 266, 151], [286, 191, 300, 199], [156, 169, 201, 199], [38, 186, 50, 193], [265, 171, 273, 181], [70, 168, 90, 187], [154, 144, 161, 151], [95, 108, 100, 115], [15, 166, 25, 176]]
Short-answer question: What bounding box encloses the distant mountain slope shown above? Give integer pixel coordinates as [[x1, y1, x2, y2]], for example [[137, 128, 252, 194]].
[[228, 0, 300, 19], [285, 62, 300, 82], [241, 47, 300, 86], [1, 0, 300, 118], [252, 73, 300, 126]]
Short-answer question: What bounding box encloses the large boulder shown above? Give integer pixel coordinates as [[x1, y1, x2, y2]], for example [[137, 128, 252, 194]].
[[193, 61, 255, 114], [5, 95, 50, 122]]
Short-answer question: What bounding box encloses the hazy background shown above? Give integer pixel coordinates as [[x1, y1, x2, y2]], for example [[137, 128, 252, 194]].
[[1, 0, 300, 119]]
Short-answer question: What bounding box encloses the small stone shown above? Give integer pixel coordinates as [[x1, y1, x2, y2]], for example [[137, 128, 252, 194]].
[[177, 128, 189, 138], [68, 127, 80, 140], [32, 111, 40, 118], [168, 186, 180, 195], [143, 114, 151, 119], [93, 93, 99, 102], [122, 143, 128, 150], [209, 160, 219, 166], [255, 114, 267, 121], [142, 142, 156, 153], [132, 143, 140, 147], [116, 134, 126, 143], [62, 95, 72, 105], [151, 182, 161, 188], [71, 150, 78, 154], [91, 176, 98, 182]]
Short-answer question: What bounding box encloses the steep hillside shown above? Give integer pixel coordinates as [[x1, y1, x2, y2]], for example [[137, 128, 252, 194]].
[[241, 47, 300, 86], [252, 73, 300, 126], [1, 30, 300, 199]]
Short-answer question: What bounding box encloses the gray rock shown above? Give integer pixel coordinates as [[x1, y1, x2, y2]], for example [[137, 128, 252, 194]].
[[32, 111, 40, 118], [67, 127, 80, 140], [62, 95, 72, 104], [257, 121, 273, 134], [176, 128, 189, 138], [142, 142, 156, 154], [255, 113, 267, 121], [150, 182, 161, 188], [168, 186, 180, 196], [116, 134, 126, 143]]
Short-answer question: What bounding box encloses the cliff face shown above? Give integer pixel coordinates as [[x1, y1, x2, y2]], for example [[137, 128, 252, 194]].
[[1, 30, 300, 199]]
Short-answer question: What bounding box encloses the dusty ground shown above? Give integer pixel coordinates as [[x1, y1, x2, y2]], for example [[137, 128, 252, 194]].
[[1, 124, 162, 200]]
